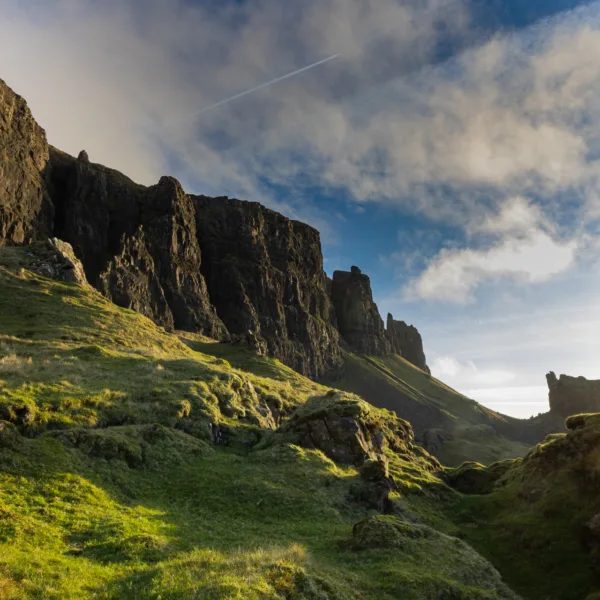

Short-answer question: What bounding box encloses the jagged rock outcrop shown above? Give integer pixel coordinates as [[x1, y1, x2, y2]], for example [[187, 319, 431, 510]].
[[48, 149, 227, 338], [547, 372, 600, 417], [26, 238, 88, 285], [330, 266, 391, 356], [386, 314, 430, 373], [280, 392, 440, 469], [193, 196, 343, 378], [0, 78, 53, 246]]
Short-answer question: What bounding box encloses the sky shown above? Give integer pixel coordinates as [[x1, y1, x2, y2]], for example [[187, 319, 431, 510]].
[[2, 0, 600, 418]]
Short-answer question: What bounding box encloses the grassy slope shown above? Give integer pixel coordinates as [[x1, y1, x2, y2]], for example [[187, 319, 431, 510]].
[[331, 353, 531, 466], [0, 254, 518, 599], [448, 420, 600, 600]]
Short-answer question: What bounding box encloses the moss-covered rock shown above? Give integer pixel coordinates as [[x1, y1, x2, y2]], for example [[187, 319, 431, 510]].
[[279, 391, 440, 469], [351, 515, 520, 599]]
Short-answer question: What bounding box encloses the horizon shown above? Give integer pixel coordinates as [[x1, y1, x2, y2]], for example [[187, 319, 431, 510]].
[[3, 0, 600, 418]]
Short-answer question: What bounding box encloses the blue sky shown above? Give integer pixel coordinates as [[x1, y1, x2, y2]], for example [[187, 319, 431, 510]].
[[2, 0, 600, 417]]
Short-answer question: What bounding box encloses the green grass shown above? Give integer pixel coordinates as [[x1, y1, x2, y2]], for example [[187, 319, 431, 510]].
[[0, 253, 519, 599], [447, 419, 600, 600]]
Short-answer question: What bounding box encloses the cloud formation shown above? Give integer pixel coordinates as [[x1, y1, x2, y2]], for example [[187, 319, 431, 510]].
[[407, 196, 579, 303], [1, 0, 599, 296]]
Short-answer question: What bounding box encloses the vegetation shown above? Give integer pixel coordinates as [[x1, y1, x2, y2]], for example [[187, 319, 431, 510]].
[[449, 415, 600, 600], [331, 353, 531, 466], [0, 251, 519, 599]]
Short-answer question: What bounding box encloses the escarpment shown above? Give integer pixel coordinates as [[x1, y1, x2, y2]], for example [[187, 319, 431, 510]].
[[1, 77, 434, 381], [192, 196, 343, 379], [0, 78, 54, 246], [386, 314, 430, 373], [48, 149, 228, 339]]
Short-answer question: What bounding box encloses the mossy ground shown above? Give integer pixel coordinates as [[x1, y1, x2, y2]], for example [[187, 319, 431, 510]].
[[0, 255, 517, 599], [447, 420, 600, 600]]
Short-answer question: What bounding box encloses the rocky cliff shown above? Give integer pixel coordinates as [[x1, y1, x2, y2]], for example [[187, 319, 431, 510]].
[[386, 314, 430, 373], [193, 196, 343, 378], [48, 148, 227, 339], [0, 78, 53, 246], [330, 266, 391, 356], [547, 372, 600, 417], [2, 76, 434, 381]]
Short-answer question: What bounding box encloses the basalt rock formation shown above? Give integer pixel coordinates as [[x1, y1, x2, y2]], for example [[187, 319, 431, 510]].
[[49, 149, 227, 339], [193, 196, 343, 379], [330, 266, 391, 356], [0, 78, 53, 246], [0, 76, 348, 378], [547, 372, 600, 417], [387, 314, 430, 373]]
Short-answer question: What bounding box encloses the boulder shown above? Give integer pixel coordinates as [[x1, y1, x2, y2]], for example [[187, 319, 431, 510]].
[[350, 515, 520, 598], [330, 266, 391, 356], [0, 78, 54, 246], [28, 238, 89, 285], [443, 460, 515, 495], [351, 456, 398, 513], [280, 392, 440, 470]]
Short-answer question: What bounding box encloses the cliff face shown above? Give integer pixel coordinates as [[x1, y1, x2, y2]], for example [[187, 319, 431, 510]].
[[48, 149, 227, 339], [330, 267, 391, 356], [47, 147, 343, 376], [193, 196, 343, 378], [547, 372, 600, 417], [386, 314, 430, 373], [2, 76, 439, 382], [0, 78, 53, 246]]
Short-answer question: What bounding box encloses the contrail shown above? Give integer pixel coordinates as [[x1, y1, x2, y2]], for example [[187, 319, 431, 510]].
[[190, 54, 340, 117]]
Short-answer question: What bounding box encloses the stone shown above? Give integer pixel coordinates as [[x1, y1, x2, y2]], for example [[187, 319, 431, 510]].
[[443, 461, 513, 495], [0, 78, 54, 246], [386, 313, 430, 373], [193, 195, 344, 378], [547, 372, 600, 418], [352, 456, 398, 513], [281, 392, 440, 471], [330, 267, 391, 356]]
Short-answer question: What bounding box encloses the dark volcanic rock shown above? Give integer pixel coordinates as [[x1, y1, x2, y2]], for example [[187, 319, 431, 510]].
[[48, 149, 227, 338], [386, 314, 430, 373], [331, 266, 391, 356], [22, 238, 89, 285], [193, 196, 343, 378], [547, 372, 600, 418], [0, 78, 53, 245]]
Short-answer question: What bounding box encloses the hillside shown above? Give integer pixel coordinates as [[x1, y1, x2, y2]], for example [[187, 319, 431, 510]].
[[0, 75, 568, 468], [0, 244, 521, 599], [3, 74, 600, 600], [445, 413, 600, 600], [327, 353, 557, 466]]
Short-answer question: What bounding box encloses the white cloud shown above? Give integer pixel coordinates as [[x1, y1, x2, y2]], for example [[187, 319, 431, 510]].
[[407, 227, 578, 303], [468, 196, 547, 236], [2, 0, 600, 236], [432, 356, 516, 387]]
